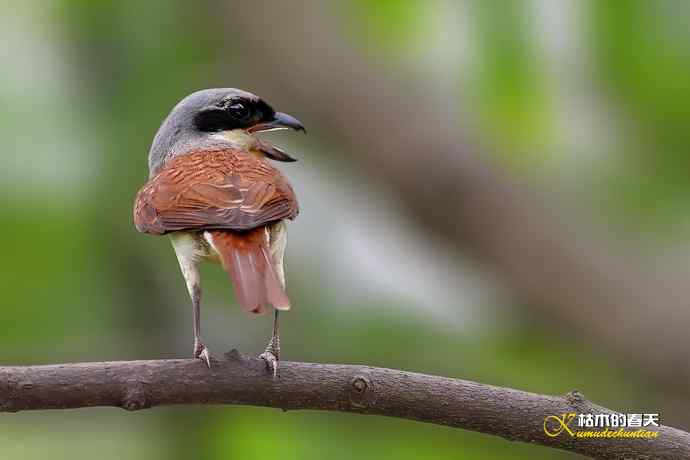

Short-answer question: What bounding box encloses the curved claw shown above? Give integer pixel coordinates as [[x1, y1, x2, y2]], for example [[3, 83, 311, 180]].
[[259, 351, 278, 378], [194, 341, 212, 368], [198, 347, 211, 368]]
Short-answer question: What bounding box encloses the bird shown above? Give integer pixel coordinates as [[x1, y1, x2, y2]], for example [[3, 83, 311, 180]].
[[133, 88, 304, 374]]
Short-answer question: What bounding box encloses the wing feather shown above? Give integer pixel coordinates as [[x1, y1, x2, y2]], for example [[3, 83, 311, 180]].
[[133, 149, 298, 234]]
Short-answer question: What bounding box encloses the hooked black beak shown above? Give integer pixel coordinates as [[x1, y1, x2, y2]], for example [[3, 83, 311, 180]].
[[249, 112, 306, 134], [249, 111, 305, 162]]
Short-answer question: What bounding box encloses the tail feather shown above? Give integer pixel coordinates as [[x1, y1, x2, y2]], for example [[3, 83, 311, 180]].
[[208, 229, 290, 314]]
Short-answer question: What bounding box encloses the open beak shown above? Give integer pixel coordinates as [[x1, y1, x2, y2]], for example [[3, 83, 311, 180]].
[[249, 112, 305, 162]]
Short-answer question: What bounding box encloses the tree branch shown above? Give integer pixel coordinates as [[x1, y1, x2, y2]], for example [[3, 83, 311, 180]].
[[0, 352, 686, 459]]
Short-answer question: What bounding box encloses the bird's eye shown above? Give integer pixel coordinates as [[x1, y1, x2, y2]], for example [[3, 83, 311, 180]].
[[227, 101, 251, 120]]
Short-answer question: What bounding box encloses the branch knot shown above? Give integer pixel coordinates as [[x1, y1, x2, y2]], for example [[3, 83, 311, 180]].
[[348, 374, 374, 408], [565, 389, 594, 412], [121, 381, 149, 412], [0, 375, 18, 412]]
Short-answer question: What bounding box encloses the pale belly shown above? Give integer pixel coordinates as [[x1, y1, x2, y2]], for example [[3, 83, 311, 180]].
[[168, 221, 288, 287], [168, 231, 222, 265]]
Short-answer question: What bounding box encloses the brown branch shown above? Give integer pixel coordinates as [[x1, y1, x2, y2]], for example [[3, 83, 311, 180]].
[[0, 352, 687, 459]]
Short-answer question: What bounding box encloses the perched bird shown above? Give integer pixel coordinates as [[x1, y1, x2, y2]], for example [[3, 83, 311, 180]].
[[133, 88, 304, 374]]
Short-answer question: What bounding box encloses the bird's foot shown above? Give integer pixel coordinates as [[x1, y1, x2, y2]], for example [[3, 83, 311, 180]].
[[259, 337, 280, 378], [193, 340, 211, 368], [259, 350, 278, 378]]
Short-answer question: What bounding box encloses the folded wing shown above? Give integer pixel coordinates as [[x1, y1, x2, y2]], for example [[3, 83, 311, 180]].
[[133, 149, 298, 234]]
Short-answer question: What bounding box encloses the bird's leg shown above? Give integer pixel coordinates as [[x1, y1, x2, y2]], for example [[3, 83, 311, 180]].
[[191, 285, 210, 368], [171, 233, 210, 368], [260, 310, 280, 377], [261, 222, 288, 377]]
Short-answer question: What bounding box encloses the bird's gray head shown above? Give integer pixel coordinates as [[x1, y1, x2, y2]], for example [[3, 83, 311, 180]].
[[148, 88, 305, 176]]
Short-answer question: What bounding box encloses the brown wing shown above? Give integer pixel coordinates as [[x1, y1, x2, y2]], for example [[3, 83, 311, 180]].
[[133, 149, 298, 235]]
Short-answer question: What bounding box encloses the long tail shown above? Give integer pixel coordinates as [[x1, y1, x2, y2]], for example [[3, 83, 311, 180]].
[[207, 228, 290, 314]]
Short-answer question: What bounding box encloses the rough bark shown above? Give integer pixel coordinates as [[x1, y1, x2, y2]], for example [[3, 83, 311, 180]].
[[0, 353, 687, 460]]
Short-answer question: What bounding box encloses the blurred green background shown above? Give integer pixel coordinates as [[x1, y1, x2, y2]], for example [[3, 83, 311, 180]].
[[1, 1, 689, 459]]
